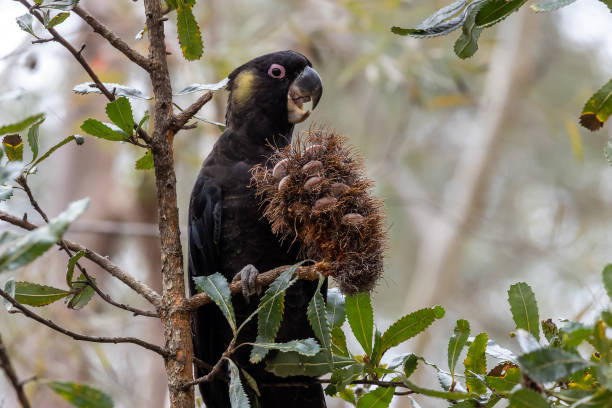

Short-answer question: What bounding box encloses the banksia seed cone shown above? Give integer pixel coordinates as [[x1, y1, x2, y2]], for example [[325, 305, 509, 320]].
[[251, 127, 386, 294]]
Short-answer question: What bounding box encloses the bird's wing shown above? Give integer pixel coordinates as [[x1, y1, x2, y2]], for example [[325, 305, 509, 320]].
[[188, 176, 231, 407]]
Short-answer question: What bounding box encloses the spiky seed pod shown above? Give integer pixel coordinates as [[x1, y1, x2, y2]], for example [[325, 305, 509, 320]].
[[251, 126, 387, 294]]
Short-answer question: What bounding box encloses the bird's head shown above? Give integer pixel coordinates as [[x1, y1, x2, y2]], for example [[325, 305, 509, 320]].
[[225, 50, 323, 143]]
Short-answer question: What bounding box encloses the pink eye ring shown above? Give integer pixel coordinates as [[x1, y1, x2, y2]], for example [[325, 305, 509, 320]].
[[268, 64, 286, 79]]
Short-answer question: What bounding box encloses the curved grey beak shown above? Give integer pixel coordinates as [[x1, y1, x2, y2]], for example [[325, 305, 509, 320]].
[[287, 66, 323, 124]]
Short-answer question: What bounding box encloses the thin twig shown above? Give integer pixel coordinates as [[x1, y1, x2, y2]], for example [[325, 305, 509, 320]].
[[171, 91, 213, 132], [0, 334, 32, 408], [72, 5, 153, 72], [182, 339, 235, 388], [0, 210, 161, 307], [259, 378, 414, 393], [0, 288, 170, 357]]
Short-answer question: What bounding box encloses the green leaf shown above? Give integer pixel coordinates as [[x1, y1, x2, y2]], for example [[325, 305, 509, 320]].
[[326, 288, 346, 328], [464, 332, 487, 395], [403, 354, 419, 378], [16, 14, 37, 38], [507, 282, 540, 341], [65, 250, 86, 288], [2, 278, 16, 311], [247, 338, 320, 356], [240, 368, 260, 397], [193, 272, 236, 333], [0, 186, 13, 202], [0, 113, 45, 135], [27, 117, 44, 163], [602, 310, 612, 328], [3, 135, 23, 162], [331, 326, 349, 357], [603, 264, 612, 301], [13, 281, 71, 306], [73, 82, 151, 100], [485, 365, 521, 393], [0, 198, 89, 272], [32, 135, 83, 169], [67, 274, 95, 310], [228, 359, 250, 408], [176, 0, 203, 61], [509, 389, 548, 408], [474, 0, 528, 28], [391, 0, 487, 38], [265, 350, 355, 377], [307, 276, 332, 361], [48, 381, 113, 408], [559, 321, 592, 348], [400, 378, 479, 400], [380, 306, 444, 354], [329, 364, 363, 392], [518, 347, 590, 383], [45, 11, 70, 28], [530, 0, 577, 12], [598, 0, 612, 12], [0, 162, 23, 184], [105, 97, 134, 136], [135, 150, 154, 170], [448, 319, 470, 380], [174, 78, 229, 95], [371, 329, 383, 364], [580, 78, 612, 131], [249, 264, 298, 363], [80, 119, 128, 141], [453, 3, 484, 59], [39, 0, 80, 10], [345, 292, 374, 355], [357, 385, 395, 408]]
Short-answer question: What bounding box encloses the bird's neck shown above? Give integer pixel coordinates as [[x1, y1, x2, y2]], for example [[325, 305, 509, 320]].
[[218, 121, 294, 164]]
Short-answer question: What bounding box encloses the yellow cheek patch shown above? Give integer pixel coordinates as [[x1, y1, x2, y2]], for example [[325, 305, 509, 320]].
[[232, 71, 256, 106]]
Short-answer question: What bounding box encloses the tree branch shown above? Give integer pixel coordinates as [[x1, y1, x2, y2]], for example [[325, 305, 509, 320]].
[[0, 288, 170, 357], [72, 5, 153, 72], [181, 265, 321, 312], [170, 91, 213, 132], [182, 339, 235, 389], [0, 210, 161, 307], [0, 334, 31, 408]]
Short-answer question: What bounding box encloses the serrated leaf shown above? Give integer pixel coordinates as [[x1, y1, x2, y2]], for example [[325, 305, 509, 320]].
[[509, 389, 548, 408], [474, 0, 528, 28], [329, 364, 363, 392], [380, 306, 444, 354], [603, 264, 612, 301], [247, 338, 320, 356], [0, 113, 44, 136], [80, 119, 128, 141], [39, 0, 80, 10], [482, 339, 517, 363], [13, 281, 71, 306], [326, 288, 346, 328], [105, 97, 134, 136], [485, 365, 520, 392], [45, 11, 70, 28], [518, 347, 590, 383], [346, 292, 373, 355], [265, 350, 355, 377], [331, 326, 349, 357], [228, 359, 250, 408], [73, 82, 151, 100], [371, 329, 383, 364], [400, 379, 479, 400], [48, 381, 113, 408], [0, 162, 23, 184], [357, 385, 395, 408], [0, 198, 89, 272], [453, 2, 484, 59], [530, 0, 577, 12], [176, 0, 203, 61], [31, 135, 82, 169], [391, 0, 487, 38], [193, 272, 236, 333], [508, 282, 540, 341], [3, 135, 23, 162], [249, 264, 298, 363], [2, 278, 15, 311], [135, 150, 153, 170], [307, 276, 332, 362], [0, 186, 13, 202], [16, 14, 37, 38], [27, 117, 44, 163], [240, 368, 260, 397], [174, 78, 229, 95], [67, 273, 95, 309], [580, 78, 612, 131], [515, 329, 541, 353], [404, 354, 419, 378], [66, 250, 86, 288], [559, 321, 592, 348], [464, 332, 487, 394], [448, 319, 470, 379]]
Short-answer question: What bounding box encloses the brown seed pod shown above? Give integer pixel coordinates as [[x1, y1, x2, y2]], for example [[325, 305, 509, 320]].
[[251, 126, 387, 294]]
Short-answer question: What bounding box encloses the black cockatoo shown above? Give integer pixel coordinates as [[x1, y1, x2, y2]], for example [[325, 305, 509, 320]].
[[188, 51, 325, 408]]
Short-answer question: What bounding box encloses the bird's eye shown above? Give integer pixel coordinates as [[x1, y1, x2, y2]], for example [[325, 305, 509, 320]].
[[268, 64, 286, 79]]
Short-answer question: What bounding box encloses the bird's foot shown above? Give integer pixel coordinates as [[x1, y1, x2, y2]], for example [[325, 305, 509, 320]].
[[232, 264, 261, 301]]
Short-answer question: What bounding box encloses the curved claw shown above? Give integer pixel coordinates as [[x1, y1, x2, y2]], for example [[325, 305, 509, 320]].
[[233, 264, 261, 301]]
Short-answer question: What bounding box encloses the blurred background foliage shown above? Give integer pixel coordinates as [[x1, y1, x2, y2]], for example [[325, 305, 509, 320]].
[[1, 0, 612, 406]]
